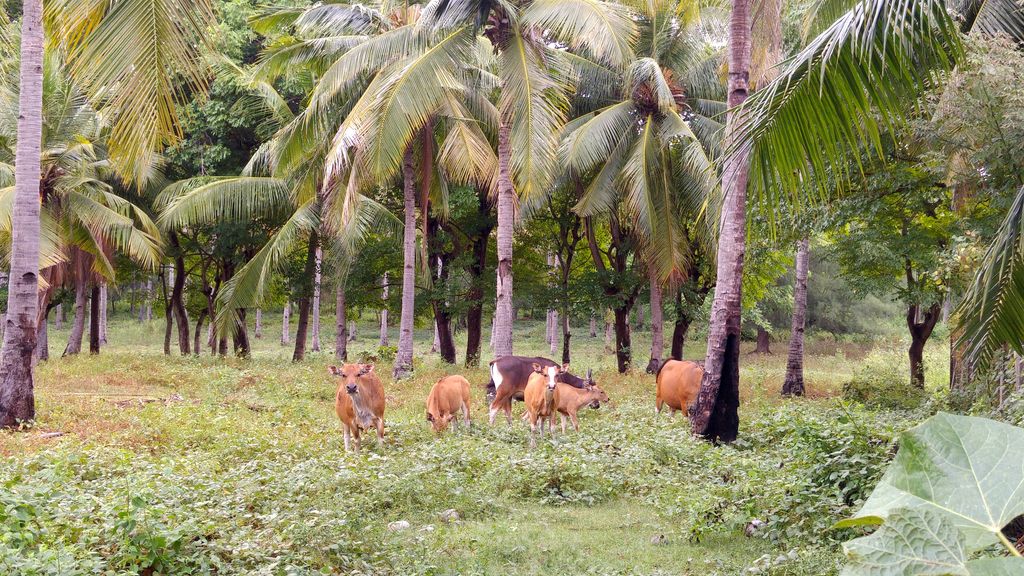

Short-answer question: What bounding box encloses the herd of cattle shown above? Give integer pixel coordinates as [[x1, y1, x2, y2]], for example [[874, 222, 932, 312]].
[[328, 355, 705, 452]]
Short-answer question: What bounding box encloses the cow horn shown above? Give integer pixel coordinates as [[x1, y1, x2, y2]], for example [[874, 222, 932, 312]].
[[586, 368, 593, 380]]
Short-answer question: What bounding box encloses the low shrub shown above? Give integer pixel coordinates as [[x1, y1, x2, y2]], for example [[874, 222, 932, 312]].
[[842, 351, 929, 411]]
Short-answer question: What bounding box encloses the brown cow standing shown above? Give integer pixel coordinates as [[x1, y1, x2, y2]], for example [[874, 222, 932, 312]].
[[425, 375, 471, 433], [554, 383, 609, 433], [655, 359, 703, 418], [329, 364, 386, 452], [487, 356, 560, 425], [523, 363, 562, 447]]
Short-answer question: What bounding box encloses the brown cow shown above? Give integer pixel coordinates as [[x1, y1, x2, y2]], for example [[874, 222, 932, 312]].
[[488, 356, 593, 425], [523, 363, 562, 447], [426, 375, 471, 433], [329, 364, 386, 452], [554, 382, 609, 433], [655, 359, 703, 418]]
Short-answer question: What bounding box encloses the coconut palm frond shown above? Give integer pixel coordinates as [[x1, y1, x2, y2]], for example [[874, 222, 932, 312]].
[[522, 0, 636, 67], [561, 100, 637, 175], [157, 177, 292, 230], [46, 0, 216, 181], [956, 185, 1024, 370], [500, 31, 568, 201], [736, 0, 963, 206]]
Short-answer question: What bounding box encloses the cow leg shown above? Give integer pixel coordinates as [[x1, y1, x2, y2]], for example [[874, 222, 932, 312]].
[[655, 398, 663, 417], [343, 427, 352, 452], [560, 414, 567, 434], [504, 401, 513, 426], [352, 427, 361, 453], [529, 414, 538, 448], [375, 418, 385, 445], [462, 402, 471, 429], [571, 413, 580, 432]]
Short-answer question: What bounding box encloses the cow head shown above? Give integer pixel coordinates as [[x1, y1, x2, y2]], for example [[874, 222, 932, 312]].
[[589, 384, 609, 405], [426, 411, 455, 433], [328, 364, 374, 395], [532, 362, 562, 390]]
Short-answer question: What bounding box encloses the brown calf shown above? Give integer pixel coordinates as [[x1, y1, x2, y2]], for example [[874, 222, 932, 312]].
[[329, 364, 386, 452], [655, 359, 703, 418], [426, 375, 471, 433], [523, 363, 561, 447], [554, 382, 609, 433]]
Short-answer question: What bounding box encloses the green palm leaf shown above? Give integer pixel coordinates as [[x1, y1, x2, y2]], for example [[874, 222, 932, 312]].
[[157, 177, 293, 230], [522, 0, 636, 67]]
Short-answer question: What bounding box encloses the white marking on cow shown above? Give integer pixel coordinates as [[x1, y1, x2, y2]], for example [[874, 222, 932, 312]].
[[491, 363, 504, 395], [545, 366, 557, 389]]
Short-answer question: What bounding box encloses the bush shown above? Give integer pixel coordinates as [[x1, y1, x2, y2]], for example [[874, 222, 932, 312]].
[[842, 351, 929, 411]]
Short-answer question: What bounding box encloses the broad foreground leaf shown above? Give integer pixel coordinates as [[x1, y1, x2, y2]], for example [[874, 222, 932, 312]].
[[842, 507, 968, 575], [838, 413, 1024, 552]]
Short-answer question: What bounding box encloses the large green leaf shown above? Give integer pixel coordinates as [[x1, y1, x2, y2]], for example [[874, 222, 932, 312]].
[[838, 413, 1024, 553], [842, 507, 969, 575]]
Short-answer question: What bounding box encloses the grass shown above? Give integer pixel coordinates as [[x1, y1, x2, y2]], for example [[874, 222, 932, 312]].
[[0, 313, 950, 575]]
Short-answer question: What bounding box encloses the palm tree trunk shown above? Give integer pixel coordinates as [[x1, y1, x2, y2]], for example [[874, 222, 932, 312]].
[[99, 283, 108, 344], [63, 278, 88, 356], [89, 284, 101, 354], [691, 0, 753, 443], [646, 274, 664, 374], [393, 146, 417, 380], [379, 273, 389, 347], [54, 304, 63, 330], [292, 233, 318, 362], [254, 308, 262, 339], [0, 0, 44, 428], [311, 243, 322, 352], [590, 315, 597, 338], [34, 309, 47, 363], [348, 320, 356, 342], [193, 309, 205, 355], [335, 279, 347, 360], [233, 308, 250, 357], [492, 117, 515, 357], [281, 301, 290, 345], [145, 279, 153, 321], [782, 238, 809, 396]]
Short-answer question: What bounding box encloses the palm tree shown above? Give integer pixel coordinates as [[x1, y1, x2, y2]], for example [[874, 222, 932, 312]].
[[781, 238, 809, 396], [562, 0, 722, 372], [0, 0, 214, 427], [418, 0, 636, 357]]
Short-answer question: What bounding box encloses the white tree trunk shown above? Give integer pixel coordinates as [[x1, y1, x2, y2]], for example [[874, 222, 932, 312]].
[[255, 308, 262, 339], [393, 148, 417, 379], [492, 118, 515, 357], [348, 320, 356, 342], [379, 272, 389, 347], [0, 0, 44, 427], [145, 279, 153, 321], [281, 301, 291, 345], [311, 244, 322, 352], [54, 304, 63, 330], [782, 238, 810, 396], [99, 283, 108, 344], [590, 315, 597, 338], [335, 280, 347, 360]]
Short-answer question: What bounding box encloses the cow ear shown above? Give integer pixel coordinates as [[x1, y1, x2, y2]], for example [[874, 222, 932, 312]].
[[532, 363, 542, 373], [561, 363, 570, 372], [359, 364, 374, 375], [328, 365, 340, 376]]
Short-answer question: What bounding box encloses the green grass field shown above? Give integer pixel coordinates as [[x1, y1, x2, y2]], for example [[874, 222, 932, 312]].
[[0, 315, 949, 575]]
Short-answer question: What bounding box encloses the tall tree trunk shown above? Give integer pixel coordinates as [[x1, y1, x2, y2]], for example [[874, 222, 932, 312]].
[[429, 254, 456, 365], [545, 254, 555, 346], [89, 284, 100, 354], [348, 320, 356, 342], [0, 0, 43, 427], [34, 309, 47, 363], [782, 238, 809, 396], [560, 314, 571, 365], [379, 273, 389, 347], [335, 279, 347, 360], [233, 308, 250, 358], [98, 283, 108, 344], [604, 315, 613, 352], [63, 279, 88, 357], [691, 0, 752, 443], [145, 279, 153, 321], [464, 190, 492, 368], [393, 147, 417, 380], [635, 305, 645, 332], [646, 275, 664, 374], [613, 306, 633, 373], [193, 309, 206, 355], [311, 243, 322, 352], [753, 327, 771, 354], [281, 301, 290, 345], [170, 235, 190, 355], [255, 308, 262, 339], [292, 233, 318, 362], [492, 117, 515, 357], [589, 316, 597, 338], [908, 303, 941, 388], [54, 304, 63, 330]]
